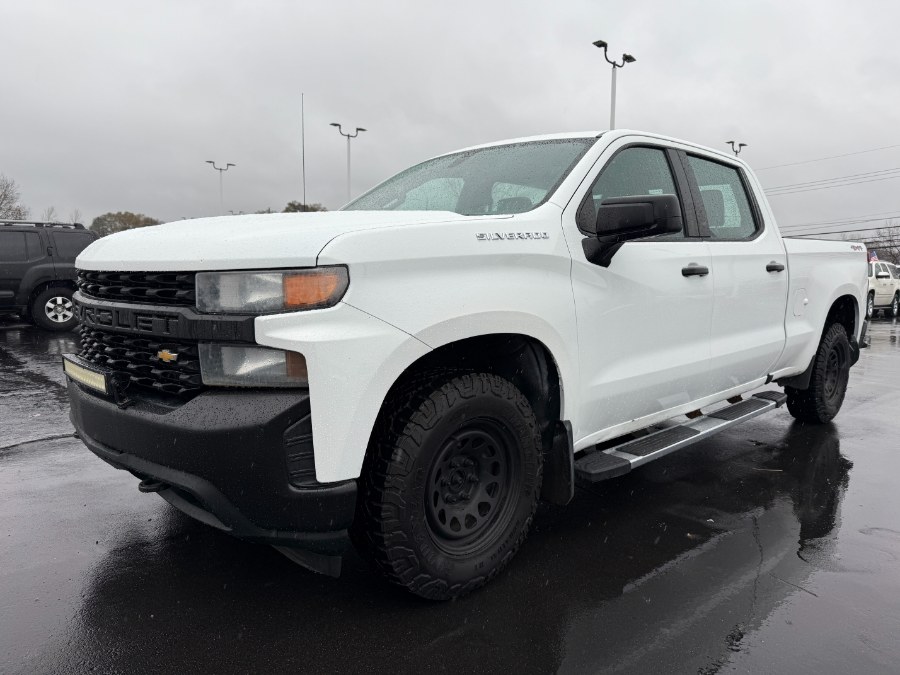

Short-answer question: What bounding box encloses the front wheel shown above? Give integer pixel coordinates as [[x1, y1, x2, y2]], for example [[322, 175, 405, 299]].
[[866, 292, 875, 320], [353, 372, 543, 600], [786, 323, 851, 424], [31, 287, 77, 331]]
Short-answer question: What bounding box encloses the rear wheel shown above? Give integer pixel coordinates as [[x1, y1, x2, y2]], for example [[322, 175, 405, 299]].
[[31, 287, 77, 331], [889, 293, 900, 319], [353, 372, 543, 600], [786, 323, 851, 424]]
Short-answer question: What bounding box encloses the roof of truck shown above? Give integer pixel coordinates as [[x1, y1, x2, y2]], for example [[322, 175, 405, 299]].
[[442, 130, 747, 167]]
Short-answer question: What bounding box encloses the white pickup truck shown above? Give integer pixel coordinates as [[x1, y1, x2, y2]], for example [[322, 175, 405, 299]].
[[64, 129, 868, 599]]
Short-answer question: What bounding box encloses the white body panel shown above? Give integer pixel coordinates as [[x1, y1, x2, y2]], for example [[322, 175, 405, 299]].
[[705, 167, 789, 392], [772, 238, 868, 377], [76, 211, 480, 271], [76, 129, 868, 482]]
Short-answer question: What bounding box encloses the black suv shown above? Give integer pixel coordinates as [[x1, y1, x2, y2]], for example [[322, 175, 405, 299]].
[[0, 220, 98, 331]]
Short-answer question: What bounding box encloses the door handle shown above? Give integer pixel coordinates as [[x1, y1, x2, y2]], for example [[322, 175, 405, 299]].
[[766, 261, 785, 273], [682, 264, 710, 277]]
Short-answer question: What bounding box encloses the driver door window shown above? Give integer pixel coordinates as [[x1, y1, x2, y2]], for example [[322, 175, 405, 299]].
[[583, 147, 684, 239]]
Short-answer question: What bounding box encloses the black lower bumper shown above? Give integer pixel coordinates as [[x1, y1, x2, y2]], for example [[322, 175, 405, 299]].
[[68, 381, 356, 555]]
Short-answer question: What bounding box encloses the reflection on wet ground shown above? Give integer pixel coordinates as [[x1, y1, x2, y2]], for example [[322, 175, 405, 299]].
[[2, 316, 900, 674]]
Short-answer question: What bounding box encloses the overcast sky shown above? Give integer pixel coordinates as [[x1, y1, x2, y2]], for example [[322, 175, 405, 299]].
[[3, 0, 900, 238]]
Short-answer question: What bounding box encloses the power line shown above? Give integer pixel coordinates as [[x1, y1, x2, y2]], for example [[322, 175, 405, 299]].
[[780, 214, 900, 233], [779, 208, 900, 229], [785, 224, 899, 238], [756, 143, 900, 171], [765, 166, 900, 192], [766, 172, 900, 197]]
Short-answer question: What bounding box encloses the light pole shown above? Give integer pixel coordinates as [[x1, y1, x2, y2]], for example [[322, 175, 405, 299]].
[[330, 122, 366, 203], [205, 160, 235, 215], [593, 39, 636, 130], [726, 141, 747, 157]]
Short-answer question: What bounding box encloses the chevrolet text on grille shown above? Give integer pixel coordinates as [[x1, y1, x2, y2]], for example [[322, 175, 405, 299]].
[[475, 232, 550, 240]]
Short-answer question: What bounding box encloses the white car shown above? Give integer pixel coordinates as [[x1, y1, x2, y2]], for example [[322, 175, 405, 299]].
[[866, 261, 900, 318], [65, 129, 869, 599]]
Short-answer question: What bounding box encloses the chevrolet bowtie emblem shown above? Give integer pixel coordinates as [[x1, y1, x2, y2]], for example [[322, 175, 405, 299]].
[[157, 349, 178, 363]]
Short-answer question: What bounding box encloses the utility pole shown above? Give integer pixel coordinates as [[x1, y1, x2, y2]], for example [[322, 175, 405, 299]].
[[205, 161, 236, 215], [593, 39, 636, 130], [329, 123, 366, 203], [301, 92, 307, 209], [726, 141, 747, 156]]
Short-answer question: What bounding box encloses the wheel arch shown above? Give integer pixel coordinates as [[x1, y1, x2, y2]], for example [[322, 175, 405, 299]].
[[366, 333, 574, 505], [25, 280, 77, 318], [779, 293, 859, 391]]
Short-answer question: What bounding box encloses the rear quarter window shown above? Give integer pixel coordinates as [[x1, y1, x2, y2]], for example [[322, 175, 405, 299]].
[[53, 232, 96, 260]]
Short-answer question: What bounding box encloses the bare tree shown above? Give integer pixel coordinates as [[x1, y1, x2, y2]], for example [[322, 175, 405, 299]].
[[869, 220, 900, 264], [0, 174, 29, 219], [68, 208, 82, 224], [41, 206, 58, 222]]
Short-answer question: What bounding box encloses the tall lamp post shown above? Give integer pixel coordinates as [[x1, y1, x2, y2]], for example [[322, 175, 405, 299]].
[[330, 122, 366, 203], [205, 160, 235, 215], [726, 141, 747, 156], [592, 39, 636, 130]]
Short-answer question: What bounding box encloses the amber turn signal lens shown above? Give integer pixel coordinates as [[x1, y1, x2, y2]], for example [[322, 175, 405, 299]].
[[286, 351, 308, 379], [282, 268, 349, 310]]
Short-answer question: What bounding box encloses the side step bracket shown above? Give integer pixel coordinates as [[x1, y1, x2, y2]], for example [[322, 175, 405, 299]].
[[574, 390, 787, 484]]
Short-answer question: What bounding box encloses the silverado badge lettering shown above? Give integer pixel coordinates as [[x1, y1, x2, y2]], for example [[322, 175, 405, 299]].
[[475, 232, 549, 241]]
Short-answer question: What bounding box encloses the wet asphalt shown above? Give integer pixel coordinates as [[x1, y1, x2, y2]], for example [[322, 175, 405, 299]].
[[1, 316, 900, 675]]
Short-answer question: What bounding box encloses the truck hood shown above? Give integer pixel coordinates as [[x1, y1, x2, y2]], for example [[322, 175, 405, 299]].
[[76, 211, 471, 271]]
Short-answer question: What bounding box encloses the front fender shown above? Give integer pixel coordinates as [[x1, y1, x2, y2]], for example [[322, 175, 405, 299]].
[[255, 303, 430, 483]]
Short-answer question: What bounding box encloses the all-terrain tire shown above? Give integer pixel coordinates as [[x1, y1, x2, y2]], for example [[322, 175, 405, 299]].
[[889, 293, 900, 319], [31, 287, 77, 331], [786, 323, 851, 424], [353, 372, 543, 600]]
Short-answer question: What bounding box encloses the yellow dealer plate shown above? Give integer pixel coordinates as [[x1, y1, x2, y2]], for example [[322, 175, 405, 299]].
[[63, 354, 109, 395]]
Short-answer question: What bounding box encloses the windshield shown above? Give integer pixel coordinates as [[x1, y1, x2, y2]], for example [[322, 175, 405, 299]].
[[343, 138, 595, 215]]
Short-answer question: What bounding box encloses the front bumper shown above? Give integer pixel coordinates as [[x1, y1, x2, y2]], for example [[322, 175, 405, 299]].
[[68, 380, 356, 555]]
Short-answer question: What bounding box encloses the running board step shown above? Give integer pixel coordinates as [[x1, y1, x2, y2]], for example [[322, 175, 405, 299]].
[[575, 390, 787, 484]]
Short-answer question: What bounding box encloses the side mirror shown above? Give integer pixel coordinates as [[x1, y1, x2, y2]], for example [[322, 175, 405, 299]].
[[594, 194, 683, 241], [876, 272, 890, 279], [582, 194, 683, 267]]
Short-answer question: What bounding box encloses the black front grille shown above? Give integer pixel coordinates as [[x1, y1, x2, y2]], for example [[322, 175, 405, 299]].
[[78, 326, 204, 397], [77, 270, 196, 306]]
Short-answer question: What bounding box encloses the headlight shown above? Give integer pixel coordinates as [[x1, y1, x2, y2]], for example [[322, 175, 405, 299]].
[[199, 344, 308, 387], [195, 266, 349, 314]]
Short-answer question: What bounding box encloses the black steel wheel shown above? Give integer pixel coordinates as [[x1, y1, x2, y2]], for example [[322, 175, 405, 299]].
[[786, 323, 851, 424], [425, 419, 521, 556], [354, 372, 543, 600]]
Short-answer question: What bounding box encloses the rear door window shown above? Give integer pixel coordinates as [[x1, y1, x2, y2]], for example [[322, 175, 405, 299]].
[[687, 155, 759, 240], [24, 232, 43, 260], [0, 232, 28, 262]]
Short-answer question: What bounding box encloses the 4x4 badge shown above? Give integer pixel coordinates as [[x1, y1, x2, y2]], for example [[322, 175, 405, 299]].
[[157, 349, 178, 363]]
